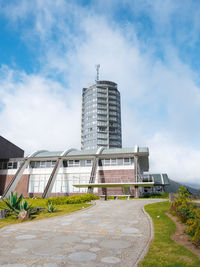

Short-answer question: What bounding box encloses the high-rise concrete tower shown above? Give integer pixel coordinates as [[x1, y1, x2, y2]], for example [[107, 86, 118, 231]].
[[81, 77, 122, 150]]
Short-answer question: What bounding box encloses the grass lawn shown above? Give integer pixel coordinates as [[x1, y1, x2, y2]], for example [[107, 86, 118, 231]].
[[139, 201, 200, 267], [0, 198, 91, 229]]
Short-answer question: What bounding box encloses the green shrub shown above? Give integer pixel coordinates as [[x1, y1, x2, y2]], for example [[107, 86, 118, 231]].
[[141, 193, 169, 199], [2, 192, 23, 212], [47, 203, 56, 213], [172, 186, 200, 246], [46, 194, 99, 205]]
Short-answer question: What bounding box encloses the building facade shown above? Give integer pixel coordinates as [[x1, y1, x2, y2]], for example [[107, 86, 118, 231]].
[[0, 147, 156, 198], [81, 80, 122, 150]]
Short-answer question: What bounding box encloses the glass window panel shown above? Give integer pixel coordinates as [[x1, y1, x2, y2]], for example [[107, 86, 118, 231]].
[[105, 159, 110, 165], [63, 160, 68, 167], [3, 162, 7, 169], [46, 161, 51, 168], [117, 158, 123, 165], [111, 158, 117, 165], [35, 161, 40, 168], [51, 161, 56, 167], [13, 162, 17, 169], [8, 162, 13, 169], [40, 162, 46, 168]]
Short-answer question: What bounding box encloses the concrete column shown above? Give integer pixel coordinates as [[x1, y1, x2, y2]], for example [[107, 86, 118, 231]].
[[134, 156, 138, 183], [135, 186, 139, 198]]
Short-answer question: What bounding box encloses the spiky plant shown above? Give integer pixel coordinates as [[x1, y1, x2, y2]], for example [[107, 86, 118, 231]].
[[2, 192, 23, 212], [47, 203, 56, 213]]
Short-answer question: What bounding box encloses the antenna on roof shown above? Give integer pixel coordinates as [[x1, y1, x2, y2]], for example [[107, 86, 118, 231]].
[[95, 64, 100, 81]]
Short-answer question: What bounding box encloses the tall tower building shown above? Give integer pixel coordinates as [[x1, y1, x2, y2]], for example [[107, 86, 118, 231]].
[[81, 73, 122, 150]]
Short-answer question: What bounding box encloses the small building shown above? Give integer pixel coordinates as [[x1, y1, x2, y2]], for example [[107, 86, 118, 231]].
[[0, 146, 161, 198]]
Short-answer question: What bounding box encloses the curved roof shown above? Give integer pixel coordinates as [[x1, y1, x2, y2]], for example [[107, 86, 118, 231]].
[[33, 151, 63, 157], [29, 146, 149, 158]]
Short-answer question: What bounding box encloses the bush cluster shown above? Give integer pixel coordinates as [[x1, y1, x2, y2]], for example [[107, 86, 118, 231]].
[[142, 193, 169, 199], [171, 186, 200, 246], [46, 194, 99, 205]]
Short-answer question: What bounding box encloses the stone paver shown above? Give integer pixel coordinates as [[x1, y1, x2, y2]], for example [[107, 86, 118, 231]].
[[0, 199, 164, 266]]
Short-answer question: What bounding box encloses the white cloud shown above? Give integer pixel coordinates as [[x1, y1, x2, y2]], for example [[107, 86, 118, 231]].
[[0, 66, 81, 155], [149, 132, 200, 184]]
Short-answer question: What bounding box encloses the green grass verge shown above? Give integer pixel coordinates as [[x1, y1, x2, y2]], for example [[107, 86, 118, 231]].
[[139, 201, 200, 267], [0, 201, 91, 229]]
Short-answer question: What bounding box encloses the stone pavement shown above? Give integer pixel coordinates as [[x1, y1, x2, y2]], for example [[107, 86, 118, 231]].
[[0, 199, 164, 267]]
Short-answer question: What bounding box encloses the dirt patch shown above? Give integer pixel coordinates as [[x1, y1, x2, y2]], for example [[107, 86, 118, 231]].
[[166, 212, 200, 259]]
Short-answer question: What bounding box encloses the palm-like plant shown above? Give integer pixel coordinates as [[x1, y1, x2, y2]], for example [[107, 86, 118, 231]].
[[19, 200, 36, 215], [2, 192, 23, 212]]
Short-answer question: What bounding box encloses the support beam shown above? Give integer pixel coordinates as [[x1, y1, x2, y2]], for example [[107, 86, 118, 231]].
[[42, 158, 62, 199], [2, 159, 29, 199], [88, 157, 97, 193]]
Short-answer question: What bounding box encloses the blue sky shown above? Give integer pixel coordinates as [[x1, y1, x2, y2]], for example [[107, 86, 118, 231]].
[[0, 0, 200, 185]]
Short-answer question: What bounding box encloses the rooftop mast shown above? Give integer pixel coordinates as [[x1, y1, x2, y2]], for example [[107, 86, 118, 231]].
[[95, 64, 100, 81]]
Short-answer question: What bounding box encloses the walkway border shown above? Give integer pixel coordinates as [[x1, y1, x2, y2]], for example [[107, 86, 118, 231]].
[[135, 204, 154, 266]]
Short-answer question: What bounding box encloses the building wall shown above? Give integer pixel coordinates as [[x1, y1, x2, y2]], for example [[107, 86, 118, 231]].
[[0, 174, 29, 197], [98, 169, 135, 195], [0, 167, 135, 197], [0, 136, 24, 159], [0, 155, 139, 197], [0, 175, 13, 195]]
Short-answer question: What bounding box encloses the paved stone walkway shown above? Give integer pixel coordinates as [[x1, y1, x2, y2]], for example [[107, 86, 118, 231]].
[[0, 199, 164, 267]]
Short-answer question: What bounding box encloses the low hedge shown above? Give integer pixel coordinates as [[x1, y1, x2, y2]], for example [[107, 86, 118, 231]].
[[47, 194, 99, 205], [141, 193, 169, 199]]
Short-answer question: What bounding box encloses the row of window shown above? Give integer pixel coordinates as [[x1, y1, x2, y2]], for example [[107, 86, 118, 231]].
[[30, 160, 94, 169], [30, 161, 57, 168], [0, 157, 132, 170], [99, 158, 133, 166], [0, 161, 23, 170]]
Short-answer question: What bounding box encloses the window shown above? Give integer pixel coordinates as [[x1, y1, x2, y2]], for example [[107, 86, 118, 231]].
[[13, 162, 18, 169], [46, 161, 51, 168], [35, 161, 40, 168], [117, 158, 123, 165], [124, 158, 131, 165], [63, 160, 68, 167], [98, 126, 107, 132], [40, 162, 46, 168], [28, 174, 48, 193], [104, 159, 110, 165], [111, 158, 117, 165], [7, 162, 13, 169], [68, 160, 73, 167], [51, 161, 56, 167], [74, 160, 80, 166], [86, 160, 92, 166]]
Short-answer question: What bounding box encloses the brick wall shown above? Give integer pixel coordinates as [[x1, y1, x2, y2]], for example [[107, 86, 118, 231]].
[[0, 175, 13, 195], [0, 174, 29, 197], [98, 169, 135, 196]]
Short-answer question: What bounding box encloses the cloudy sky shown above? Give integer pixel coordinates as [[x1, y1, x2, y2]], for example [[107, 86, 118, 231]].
[[0, 0, 200, 186]]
